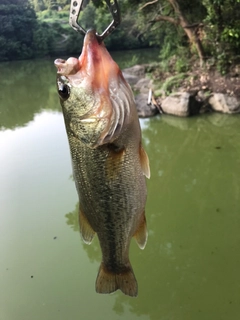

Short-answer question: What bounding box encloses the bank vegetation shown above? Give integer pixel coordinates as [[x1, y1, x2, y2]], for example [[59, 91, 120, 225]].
[[0, 0, 239, 75]]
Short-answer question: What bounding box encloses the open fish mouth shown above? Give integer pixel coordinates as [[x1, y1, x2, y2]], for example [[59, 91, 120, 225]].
[[54, 58, 80, 76], [54, 58, 66, 74]]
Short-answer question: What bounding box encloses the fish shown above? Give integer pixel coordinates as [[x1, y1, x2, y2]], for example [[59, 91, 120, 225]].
[[54, 29, 150, 297]]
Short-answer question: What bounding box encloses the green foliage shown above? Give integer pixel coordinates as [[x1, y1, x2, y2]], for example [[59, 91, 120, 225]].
[[78, 1, 149, 50], [0, 1, 36, 60], [33, 21, 55, 56], [30, 0, 69, 11], [79, 2, 97, 31], [0, 0, 54, 61], [128, 0, 240, 71], [128, 0, 204, 65], [160, 73, 186, 95], [1, 0, 239, 69], [159, 33, 190, 73], [202, 0, 240, 72], [175, 55, 189, 73]]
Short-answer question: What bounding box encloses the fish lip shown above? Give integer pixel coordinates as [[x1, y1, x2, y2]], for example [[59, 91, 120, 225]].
[[54, 58, 66, 74], [54, 57, 80, 76]]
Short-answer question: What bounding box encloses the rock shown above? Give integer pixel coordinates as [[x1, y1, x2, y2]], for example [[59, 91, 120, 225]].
[[197, 90, 212, 114], [123, 65, 146, 86], [208, 93, 240, 114], [123, 65, 146, 77], [122, 72, 139, 86], [122, 65, 158, 117], [135, 93, 159, 118], [161, 92, 202, 117], [134, 78, 153, 94]]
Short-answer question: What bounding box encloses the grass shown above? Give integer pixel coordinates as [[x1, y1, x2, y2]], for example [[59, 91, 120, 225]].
[[154, 73, 187, 97]]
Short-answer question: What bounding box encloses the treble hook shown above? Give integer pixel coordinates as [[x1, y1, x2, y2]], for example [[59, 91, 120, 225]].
[[69, 0, 121, 42]]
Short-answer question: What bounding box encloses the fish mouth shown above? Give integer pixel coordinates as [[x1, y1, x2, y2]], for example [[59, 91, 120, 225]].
[[54, 58, 66, 74], [54, 57, 80, 76]]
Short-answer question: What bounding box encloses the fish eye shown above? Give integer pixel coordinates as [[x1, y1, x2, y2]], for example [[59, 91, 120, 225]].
[[58, 83, 70, 101]]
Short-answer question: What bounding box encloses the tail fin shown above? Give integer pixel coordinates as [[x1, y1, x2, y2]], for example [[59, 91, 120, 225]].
[[95, 262, 138, 297]]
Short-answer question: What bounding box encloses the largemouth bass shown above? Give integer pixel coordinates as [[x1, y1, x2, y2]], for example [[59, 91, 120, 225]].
[[54, 29, 150, 297]]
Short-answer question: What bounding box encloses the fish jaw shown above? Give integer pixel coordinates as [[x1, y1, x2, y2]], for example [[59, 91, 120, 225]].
[[54, 57, 80, 76], [54, 29, 121, 93], [79, 29, 121, 94]]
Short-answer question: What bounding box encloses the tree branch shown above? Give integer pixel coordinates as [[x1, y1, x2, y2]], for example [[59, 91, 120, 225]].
[[184, 23, 204, 29], [139, 0, 159, 11]]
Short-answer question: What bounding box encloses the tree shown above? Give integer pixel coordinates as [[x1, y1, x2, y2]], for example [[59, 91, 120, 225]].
[[0, 0, 38, 60], [202, 0, 240, 70], [130, 0, 206, 65], [0, 0, 55, 61], [156, 0, 205, 64], [128, 0, 240, 71]]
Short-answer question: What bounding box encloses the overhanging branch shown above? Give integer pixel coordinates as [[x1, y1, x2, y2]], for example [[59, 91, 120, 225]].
[[139, 0, 159, 11]]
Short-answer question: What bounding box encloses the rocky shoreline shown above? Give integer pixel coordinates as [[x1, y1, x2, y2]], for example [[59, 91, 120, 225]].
[[123, 64, 240, 118]]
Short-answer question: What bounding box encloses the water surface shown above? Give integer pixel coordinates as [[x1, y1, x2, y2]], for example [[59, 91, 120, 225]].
[[1, 53, 240, 320]]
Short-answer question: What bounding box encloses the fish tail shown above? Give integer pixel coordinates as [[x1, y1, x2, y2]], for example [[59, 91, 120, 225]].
[[95, 262, 138, 297]]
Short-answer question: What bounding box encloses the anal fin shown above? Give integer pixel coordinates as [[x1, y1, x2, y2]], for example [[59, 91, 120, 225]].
[[134, 212, 148, 250], [95, 262, 138, 297], [139, 144, 150, 179], [79, 207, 95, 244]]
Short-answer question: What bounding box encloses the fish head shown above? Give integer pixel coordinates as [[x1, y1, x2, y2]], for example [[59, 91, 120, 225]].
[[55, 55, 96, 118], [55, 29, 135, 146]]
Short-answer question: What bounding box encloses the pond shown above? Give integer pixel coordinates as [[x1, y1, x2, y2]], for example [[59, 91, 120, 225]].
[[1, 50, 240, 320]]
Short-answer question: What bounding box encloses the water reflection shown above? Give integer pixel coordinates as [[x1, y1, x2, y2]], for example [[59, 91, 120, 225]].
[[0, 59, 60, 130], [65, 203, 102, 264], [65, 203, 80, 233]]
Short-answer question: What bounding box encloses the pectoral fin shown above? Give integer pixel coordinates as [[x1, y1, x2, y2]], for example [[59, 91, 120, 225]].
[[139, 144, 150, 179], [105, 144, 126, 180], [79, 207, 95, 244], [134, 212, 148, 250]]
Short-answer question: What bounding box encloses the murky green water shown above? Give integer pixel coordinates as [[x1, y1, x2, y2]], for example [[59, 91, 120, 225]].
[[1, 53, 240, 320]]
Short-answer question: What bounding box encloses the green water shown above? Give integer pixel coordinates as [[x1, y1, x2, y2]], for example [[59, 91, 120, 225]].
[[1, 53, 240, 320]]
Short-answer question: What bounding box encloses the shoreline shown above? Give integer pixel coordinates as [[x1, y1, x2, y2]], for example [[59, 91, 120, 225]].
[[123, 64, 240, 118]]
